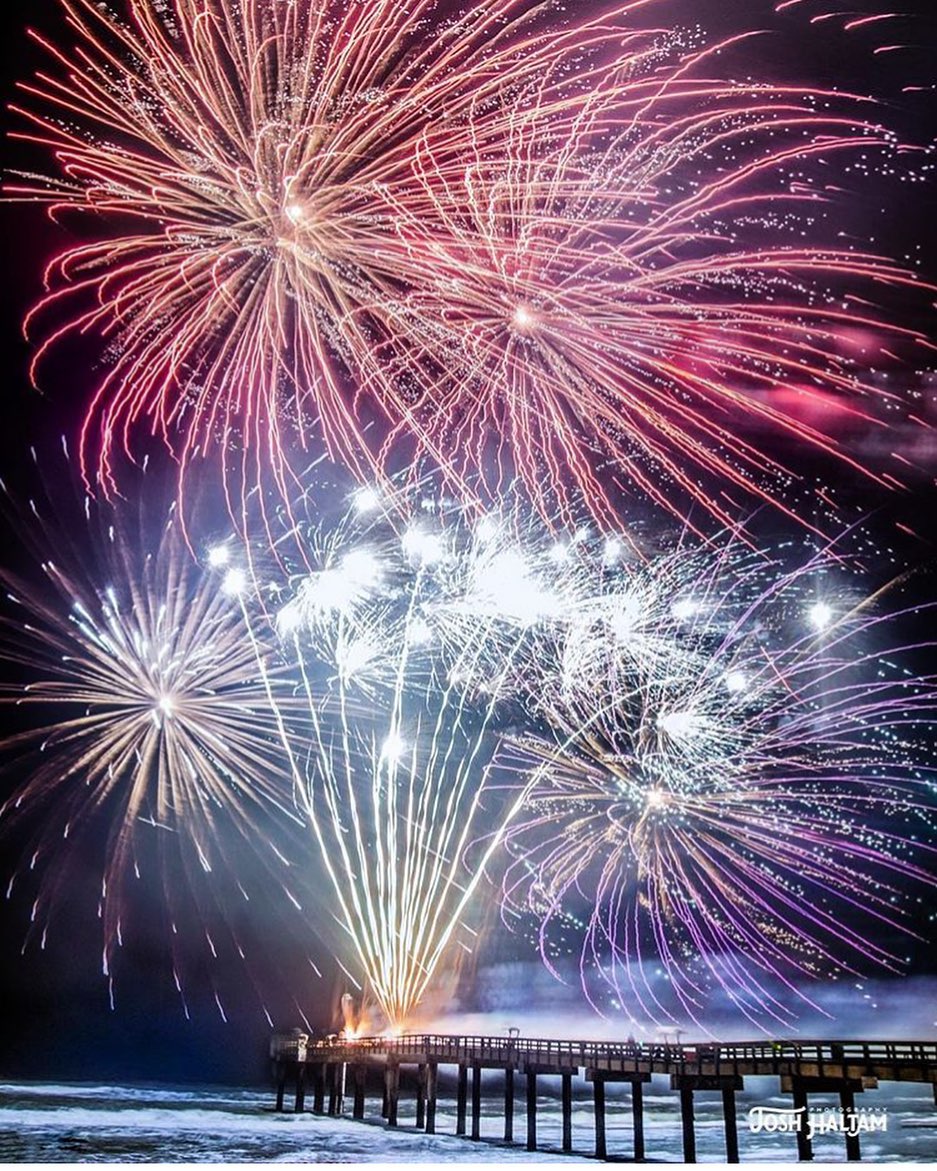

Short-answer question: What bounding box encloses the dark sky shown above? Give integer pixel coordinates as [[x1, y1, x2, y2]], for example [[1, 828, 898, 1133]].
[[0, 0, 935, 1086]]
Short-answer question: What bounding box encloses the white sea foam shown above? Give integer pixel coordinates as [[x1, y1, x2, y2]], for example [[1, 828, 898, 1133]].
[[0, 1079, 932, 1163]]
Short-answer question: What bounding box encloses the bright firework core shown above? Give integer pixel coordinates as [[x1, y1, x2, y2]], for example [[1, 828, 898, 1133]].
[[657, 710, 698, 740], [810, 601, 835, 630], [510, 304, 538, 334]]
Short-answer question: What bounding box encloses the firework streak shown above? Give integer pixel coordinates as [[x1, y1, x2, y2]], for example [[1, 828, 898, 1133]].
[[9, 1, 933, 532], [777, 2, 932, 84]]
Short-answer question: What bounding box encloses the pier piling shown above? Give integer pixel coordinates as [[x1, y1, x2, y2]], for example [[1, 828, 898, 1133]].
[[840, 1085, 860, 1162], [385, 1062, 399, 1128], [791, 1079, 812, 1162], [503, 1068, 514, 1143], [723, 1084, 740, 1164], [679, 1082, 696, 1163], [526, 1070, 537, 1152], [631, 1075, 649, 1161], [416, 1064, 427, 1130], [293, 1063, 306, 1114], [352, 1064, 366, 1120], [425, 1062, 438, 1135], [561, 1071, 573, 1153], [327, 1063, 341, 1117], [455, 1063, 467, 1135], [592, 1074, 606, 1160]]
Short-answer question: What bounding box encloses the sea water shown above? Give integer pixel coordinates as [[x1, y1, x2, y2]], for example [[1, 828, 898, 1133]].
[[0, 1077, 933, 1163]]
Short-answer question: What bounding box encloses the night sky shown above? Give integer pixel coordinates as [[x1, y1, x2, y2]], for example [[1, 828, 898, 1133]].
[[1, 0, 936, 1087]]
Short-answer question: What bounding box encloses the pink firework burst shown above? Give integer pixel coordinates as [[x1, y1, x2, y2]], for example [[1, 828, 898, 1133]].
[[10, 0, 654, 524], [381, 25, 934, 531]]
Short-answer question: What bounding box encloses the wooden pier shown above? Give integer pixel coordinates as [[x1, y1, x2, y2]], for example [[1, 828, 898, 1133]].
[[270, 1033, 937, 1162]]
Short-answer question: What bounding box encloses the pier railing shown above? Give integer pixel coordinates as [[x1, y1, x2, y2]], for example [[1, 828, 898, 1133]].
[[272, 1032, 937, 1072]]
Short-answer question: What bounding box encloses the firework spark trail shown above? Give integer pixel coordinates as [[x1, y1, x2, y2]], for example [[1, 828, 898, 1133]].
[[290, 623, 510, 1027], [384, 25, 934, 532], [0, 462, 314, 1020], [492, 538, 937, 1032], [776, 2, 934, 86]]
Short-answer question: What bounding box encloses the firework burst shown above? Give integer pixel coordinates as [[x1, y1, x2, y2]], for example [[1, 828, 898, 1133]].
[[0, 467, 314, 1021], [385, 24, 933, 531], [228, 488, 552, 1028], [8, 0, 655, 524], [496, 540, 937, 1031]]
